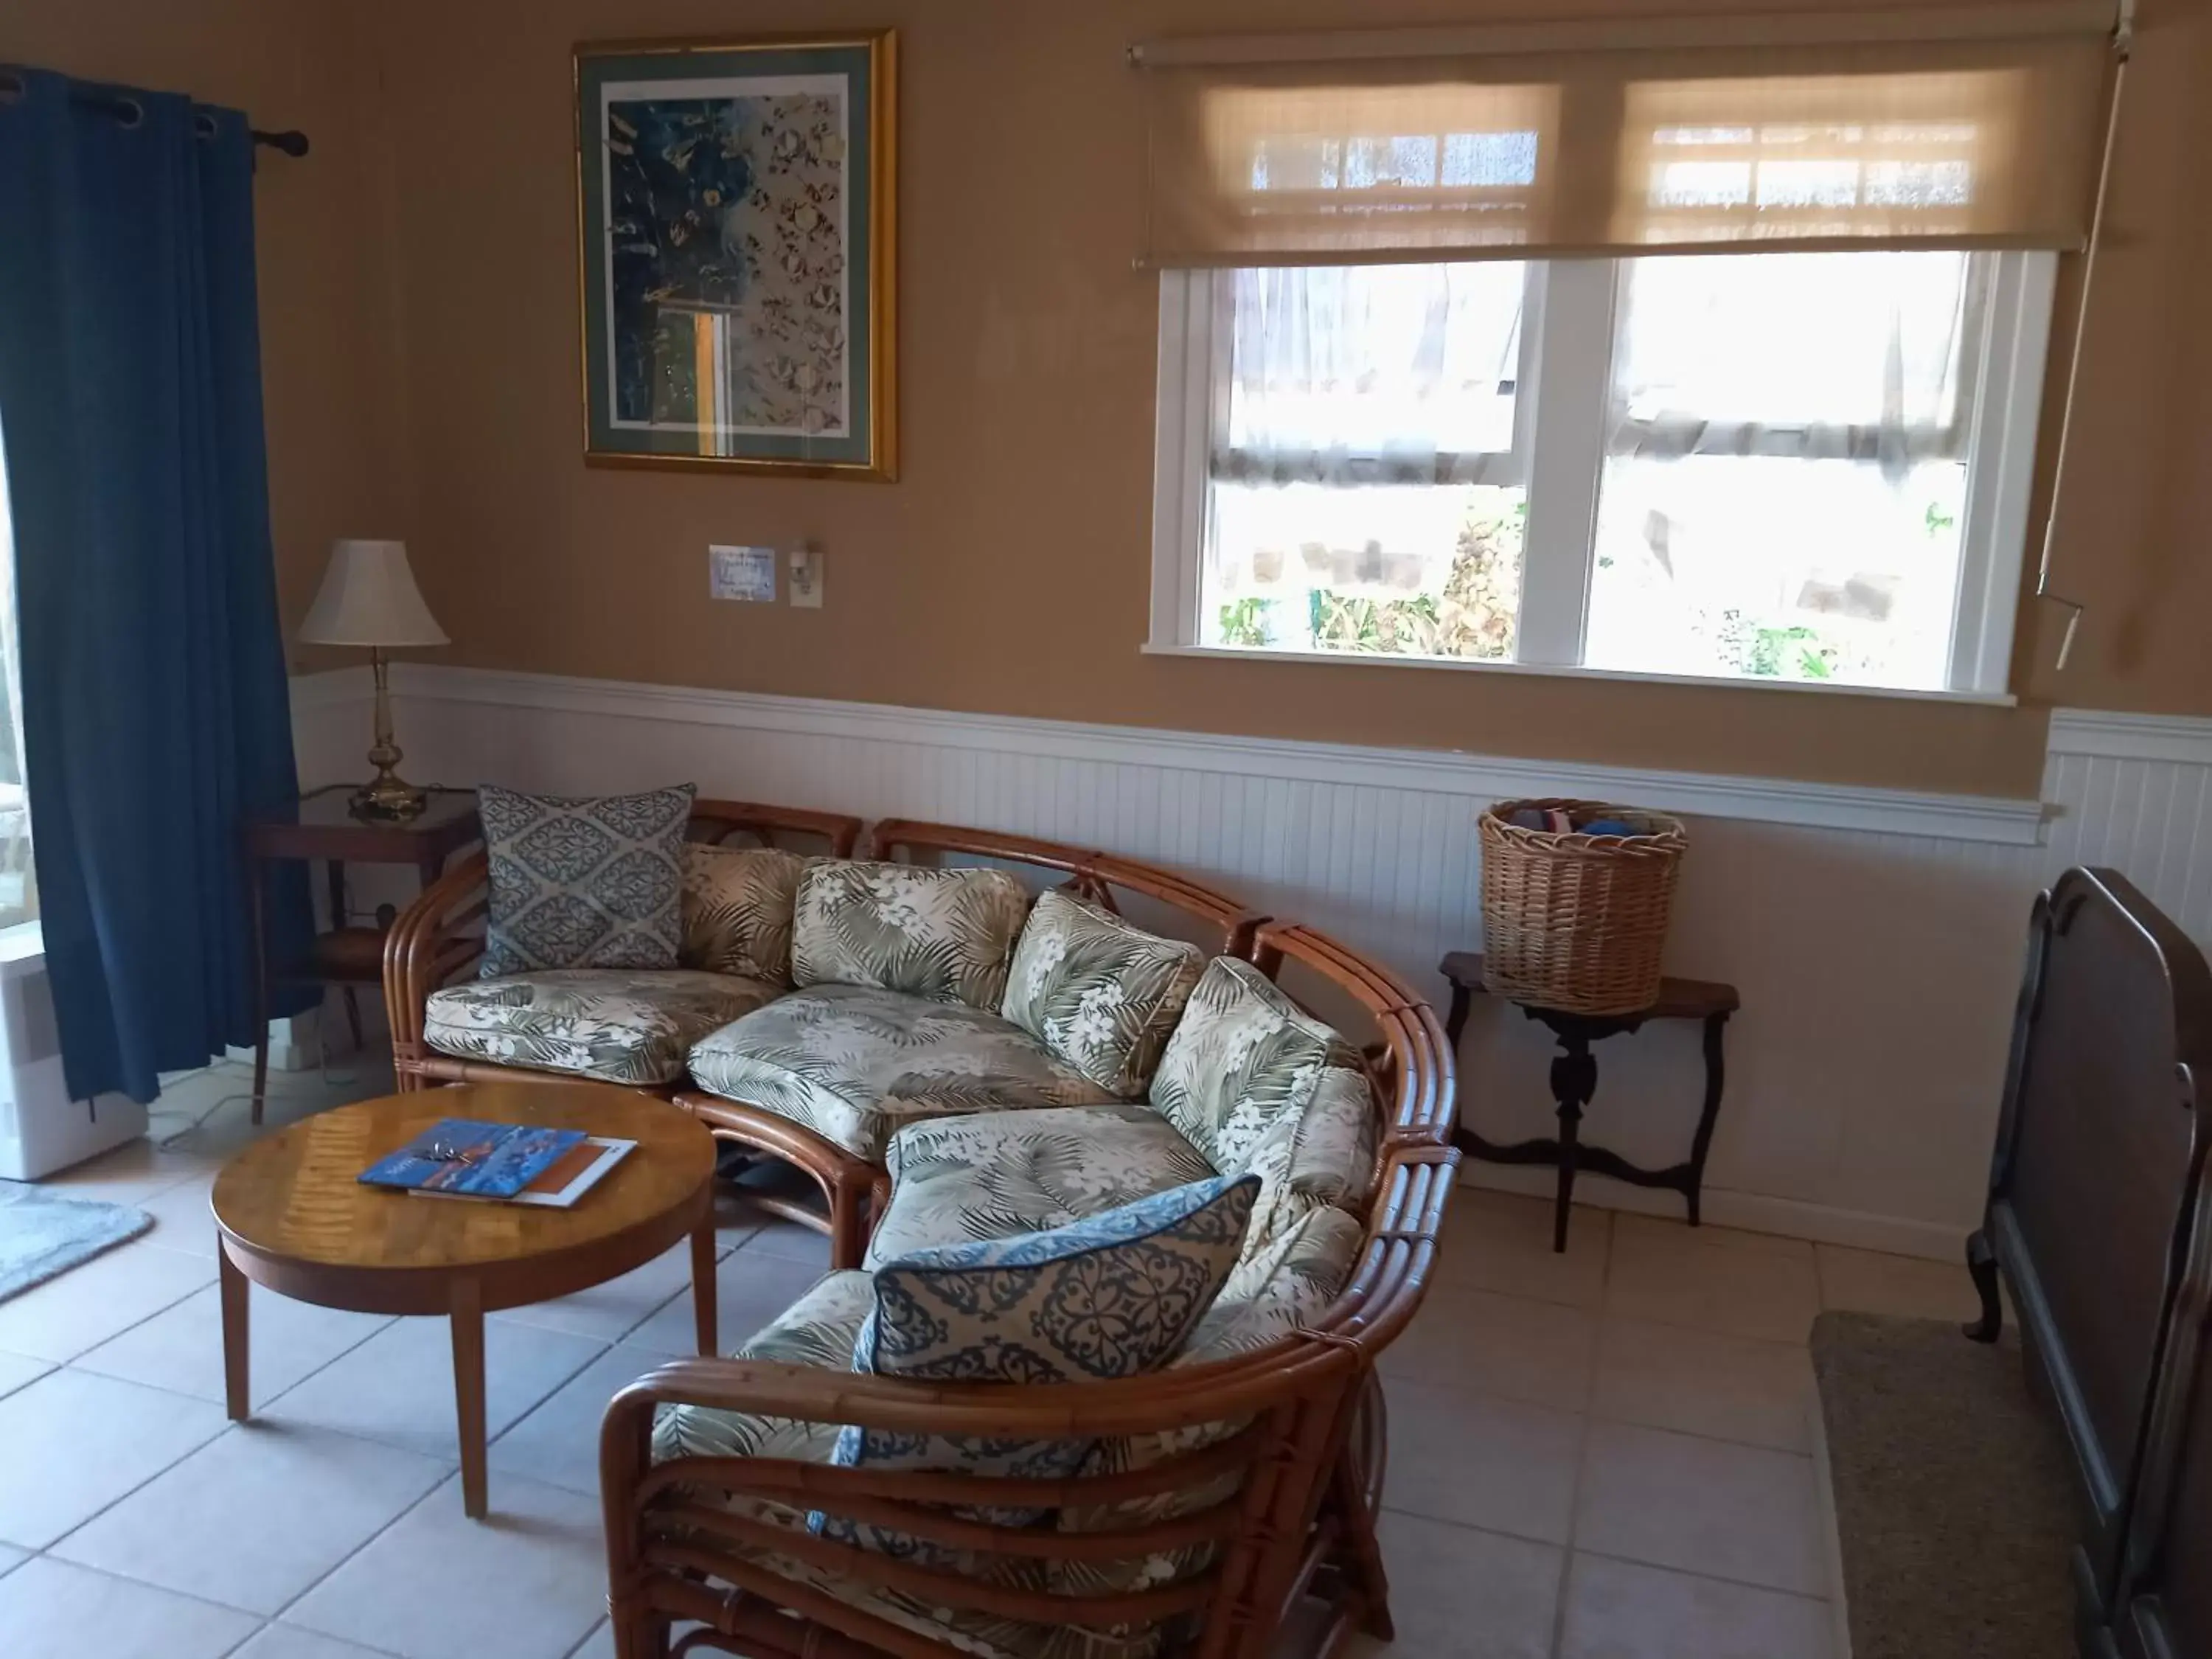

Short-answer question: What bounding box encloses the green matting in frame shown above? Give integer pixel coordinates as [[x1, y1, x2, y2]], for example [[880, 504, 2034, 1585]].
[[574, 31, 896, 479]]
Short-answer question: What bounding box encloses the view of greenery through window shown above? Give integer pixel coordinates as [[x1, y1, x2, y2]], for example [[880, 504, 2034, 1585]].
[[1216, 498, 1525, 661]]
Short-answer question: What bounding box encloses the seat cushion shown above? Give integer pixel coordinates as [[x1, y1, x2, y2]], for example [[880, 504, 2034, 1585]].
[[425, 968, 779, 1085], [1000, 890, 1206, 1096], [681, 843, 807, 984], [867, 1105, 1217, 1268], [791, 859, 1032, 1011], [686, 984, 1119, 1161], [478, 785, 695, 976], [821, 1172, 1259, 1556]]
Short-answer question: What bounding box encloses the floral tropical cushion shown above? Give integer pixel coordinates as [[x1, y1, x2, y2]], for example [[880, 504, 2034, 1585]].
[[478, 785, 695, 977], [1237, 1063, 1378, 1250], [686, 984, 1118, 1161], [791, 859, 1032, 1012], [652, 1268, 871, 1472], [999, 890, 1205, 1097], [1147, 956, 1358, 1173], [865, 1104, 1217, 1268], [424, 968, 780, 1085], [652, 1272, 1164, 1659], [818, 1172, 1259, 1558], [681, 843, 806, 984], [1054, 1204, 1367, 1596]]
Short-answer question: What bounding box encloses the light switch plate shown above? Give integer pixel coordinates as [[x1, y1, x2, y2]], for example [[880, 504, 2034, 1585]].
[[787, 549, 824, 608], [709, 545, 776, 602]]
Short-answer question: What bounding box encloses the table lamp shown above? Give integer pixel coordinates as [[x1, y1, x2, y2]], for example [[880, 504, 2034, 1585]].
[[299, 539, 449, 821]]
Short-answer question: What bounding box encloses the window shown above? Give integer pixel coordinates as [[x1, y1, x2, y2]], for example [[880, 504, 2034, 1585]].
[[0, 417, 32, 930], [1150, 246, 2053, 695]]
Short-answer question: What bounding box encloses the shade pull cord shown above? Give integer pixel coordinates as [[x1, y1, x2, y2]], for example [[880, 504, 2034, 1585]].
[[2038, 3, 2133, 670]]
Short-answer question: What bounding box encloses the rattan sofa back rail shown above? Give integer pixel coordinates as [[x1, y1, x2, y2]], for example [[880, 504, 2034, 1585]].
[[602, 919, 1460, 1659]]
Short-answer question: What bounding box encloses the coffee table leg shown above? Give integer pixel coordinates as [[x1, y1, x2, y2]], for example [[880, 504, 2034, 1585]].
[[691, 1216, 719, 1358], [451, 1279, 488, 1519], [219, 1251, 250, 1421]]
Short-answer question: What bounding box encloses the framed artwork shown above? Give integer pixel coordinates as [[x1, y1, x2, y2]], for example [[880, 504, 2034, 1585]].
[[574, 31, 896, 479]]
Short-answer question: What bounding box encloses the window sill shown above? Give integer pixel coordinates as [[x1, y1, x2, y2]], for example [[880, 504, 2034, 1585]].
[[1140, 642, 2019, 708]]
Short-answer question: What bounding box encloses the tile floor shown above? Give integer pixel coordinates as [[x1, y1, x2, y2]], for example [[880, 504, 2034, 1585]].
[[0, 1056, 1987, 1659]]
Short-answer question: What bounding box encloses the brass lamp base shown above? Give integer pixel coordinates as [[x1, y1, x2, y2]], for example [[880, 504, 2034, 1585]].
[[346, 645, 428, 822], [349, 770, 428, 823]]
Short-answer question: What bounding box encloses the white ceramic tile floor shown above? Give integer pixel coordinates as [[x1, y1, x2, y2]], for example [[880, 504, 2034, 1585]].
[[0, 1346, 52, 1398], [0, 1097, 1989, 1657]]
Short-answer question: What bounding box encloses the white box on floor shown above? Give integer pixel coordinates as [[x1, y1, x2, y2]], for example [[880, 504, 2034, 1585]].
[[0, 925, 149, 1180]]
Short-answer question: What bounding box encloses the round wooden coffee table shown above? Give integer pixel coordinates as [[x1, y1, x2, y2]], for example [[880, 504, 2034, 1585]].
[[212, 1079, 718, 1517]]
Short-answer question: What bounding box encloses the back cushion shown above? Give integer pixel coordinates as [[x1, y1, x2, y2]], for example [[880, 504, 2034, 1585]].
[[1239, 1062, 1379, 1249], [478, 785, 695, 978], [818, 1172, 1258, 1557], [1149, 956, 1357, 1172], [1001, 888, 1206, 1096], [679, 844, 806, 984], [791, 859, 1031, 1010]]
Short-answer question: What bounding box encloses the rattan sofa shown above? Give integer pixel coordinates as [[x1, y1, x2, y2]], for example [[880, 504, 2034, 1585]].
[[381, 805, 1460, 1658], [604, 919, 1458, 1659]]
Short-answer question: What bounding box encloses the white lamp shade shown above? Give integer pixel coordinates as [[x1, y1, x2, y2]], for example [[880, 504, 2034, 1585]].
[[299, 540, 449, 648]]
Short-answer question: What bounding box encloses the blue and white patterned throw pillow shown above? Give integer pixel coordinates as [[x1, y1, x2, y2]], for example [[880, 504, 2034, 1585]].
[[478, 785, 696, 978], [815, 1172, 1259, 1555]]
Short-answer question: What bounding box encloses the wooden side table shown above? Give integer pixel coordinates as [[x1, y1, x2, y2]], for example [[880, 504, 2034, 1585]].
[[1440, 950, 1739, 1253], [242, 786, 479, 1121]]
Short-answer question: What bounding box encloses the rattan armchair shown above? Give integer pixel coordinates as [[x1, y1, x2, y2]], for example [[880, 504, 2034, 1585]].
[[603, 921, 1460, 1659], [383, 799, 864, 1093], [671, 821, 1263, 1267]]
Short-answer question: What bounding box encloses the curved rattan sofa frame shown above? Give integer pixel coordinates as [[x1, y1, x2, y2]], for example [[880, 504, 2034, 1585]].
[[602, 919, 1461, 1659], [384, 800, 866, 1094], [670, 819, 1265, 1267]]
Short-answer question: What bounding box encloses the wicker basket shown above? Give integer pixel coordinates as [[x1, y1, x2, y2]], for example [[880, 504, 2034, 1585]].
[[1478, 797, 1687, 1015]]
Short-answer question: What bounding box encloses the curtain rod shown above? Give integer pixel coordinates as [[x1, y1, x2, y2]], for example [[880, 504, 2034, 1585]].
[[0, 73, 308, 157], [1130, 1, 2122, 66]]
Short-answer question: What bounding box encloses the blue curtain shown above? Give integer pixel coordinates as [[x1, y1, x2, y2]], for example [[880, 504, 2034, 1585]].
[[0, 68, 313, 1105]]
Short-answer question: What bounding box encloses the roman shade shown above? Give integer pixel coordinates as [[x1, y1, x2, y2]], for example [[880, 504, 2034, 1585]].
[[1136, 2, 2119, 267]]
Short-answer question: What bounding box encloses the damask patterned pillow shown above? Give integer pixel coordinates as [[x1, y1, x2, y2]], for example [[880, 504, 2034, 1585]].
[[790, 859, 1032, 1011], [1147, 956, 1358, 1172], [815, 1172, 1259, 1558], [1000, 888, 1206, 1097], [681, 843, 807, 985], [478, 785, 695, 978]]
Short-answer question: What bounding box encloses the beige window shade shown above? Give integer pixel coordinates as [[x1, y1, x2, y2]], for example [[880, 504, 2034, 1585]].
[[1140, 12, 2115, 266]]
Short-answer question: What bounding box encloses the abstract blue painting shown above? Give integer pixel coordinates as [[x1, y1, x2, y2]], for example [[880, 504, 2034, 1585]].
[[577, 33, 894, 476]]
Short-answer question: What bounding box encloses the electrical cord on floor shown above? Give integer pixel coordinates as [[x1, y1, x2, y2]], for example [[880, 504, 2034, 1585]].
[[147, 1022, 382, 1151]]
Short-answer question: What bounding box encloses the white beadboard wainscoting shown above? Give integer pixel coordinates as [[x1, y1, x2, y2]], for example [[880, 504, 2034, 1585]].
[[290, 665, 2212, 1262]]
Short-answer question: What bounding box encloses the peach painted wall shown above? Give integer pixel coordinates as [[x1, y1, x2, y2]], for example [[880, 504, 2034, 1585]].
[[17, 0, 2212, 796]]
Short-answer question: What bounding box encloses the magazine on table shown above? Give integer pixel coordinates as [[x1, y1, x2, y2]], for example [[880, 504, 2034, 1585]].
[[357, 1119, 634, 1208]]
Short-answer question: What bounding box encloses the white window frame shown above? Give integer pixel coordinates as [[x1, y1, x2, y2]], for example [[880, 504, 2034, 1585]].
[[1147, 250, 2057, 702]]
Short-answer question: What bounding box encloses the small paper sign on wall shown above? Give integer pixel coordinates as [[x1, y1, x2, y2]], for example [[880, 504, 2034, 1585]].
[[709, 546, 777, 602]]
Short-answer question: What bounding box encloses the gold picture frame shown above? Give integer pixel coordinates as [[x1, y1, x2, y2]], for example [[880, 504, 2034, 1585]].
[[574, 29, 897, 479]]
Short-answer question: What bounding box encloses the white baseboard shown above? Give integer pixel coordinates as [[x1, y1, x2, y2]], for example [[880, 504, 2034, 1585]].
[[1458, 1161, 1970, 1262]]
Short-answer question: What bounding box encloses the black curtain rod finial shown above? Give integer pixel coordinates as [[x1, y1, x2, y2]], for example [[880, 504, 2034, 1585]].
[[254, 128, 309, 158]]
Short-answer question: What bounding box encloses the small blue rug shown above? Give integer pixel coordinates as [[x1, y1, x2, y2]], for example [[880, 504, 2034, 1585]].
[[0, 1184, 153, 1302]]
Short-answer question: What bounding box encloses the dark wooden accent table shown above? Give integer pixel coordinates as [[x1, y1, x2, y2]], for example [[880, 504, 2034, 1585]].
[[1440, 951, 1739, 1253], [211, 1080, 718, 1517], [242, 786, 480, 1121]]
